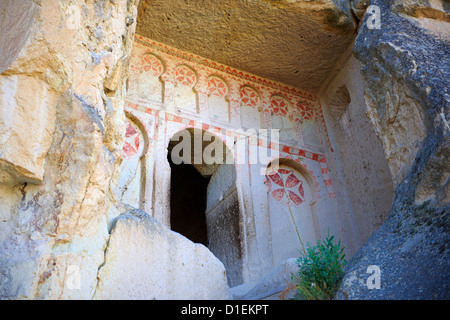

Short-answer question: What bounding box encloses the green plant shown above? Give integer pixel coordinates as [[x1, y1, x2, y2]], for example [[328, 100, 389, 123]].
[[292, 232, 347, 300]]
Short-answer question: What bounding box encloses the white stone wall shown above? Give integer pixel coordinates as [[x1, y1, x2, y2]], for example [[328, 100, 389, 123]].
[[320, 56, 395, 255]]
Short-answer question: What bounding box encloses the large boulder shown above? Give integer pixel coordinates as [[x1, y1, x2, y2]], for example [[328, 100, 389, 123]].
[[94, 208, 230, 300]]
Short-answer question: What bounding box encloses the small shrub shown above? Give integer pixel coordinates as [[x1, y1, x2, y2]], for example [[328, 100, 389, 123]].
[[292, 232, 347, 300]]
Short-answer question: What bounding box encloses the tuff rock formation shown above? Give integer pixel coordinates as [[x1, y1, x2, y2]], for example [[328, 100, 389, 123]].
[[0, 0, 140, 299], [0, 0, 448, 300], [335, 0, 449, 299], [93, 207, 230, 300]]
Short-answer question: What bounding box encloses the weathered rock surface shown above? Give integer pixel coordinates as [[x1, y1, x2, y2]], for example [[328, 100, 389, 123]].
[[0, 0, 139, 299], [94, 207, 230, 300], [335, 0, 449, 299], [231, 258, 298, 300]]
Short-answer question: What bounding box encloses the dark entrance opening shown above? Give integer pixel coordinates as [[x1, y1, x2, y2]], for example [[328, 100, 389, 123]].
[[167, 128, 243, 287], [168, 154, 210, 246]]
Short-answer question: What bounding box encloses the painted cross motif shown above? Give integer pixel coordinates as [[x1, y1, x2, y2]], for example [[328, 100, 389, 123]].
[[240, 86, 260, 108], [270, 95, 290, 117], [175, 65, 197, 87], [142, 54, 164, 77], [297, 100, 314, 120], [207, 76, 228, 97], [123, 120, 144, 159], [266, 168, 305, 205]]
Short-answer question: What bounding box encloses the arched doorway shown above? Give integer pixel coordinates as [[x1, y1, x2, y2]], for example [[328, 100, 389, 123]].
[[167, 128, 243, 287], [168, 157, 209, 245]]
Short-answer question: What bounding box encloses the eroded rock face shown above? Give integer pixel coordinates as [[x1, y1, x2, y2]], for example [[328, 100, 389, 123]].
[[335, 0, 449, 299], [0, 0, 139, 299], [94, 208, 230, 300]]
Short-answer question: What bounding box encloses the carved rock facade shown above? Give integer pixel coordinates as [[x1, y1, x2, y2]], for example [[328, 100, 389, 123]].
[[0, 0, 447, 300]]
